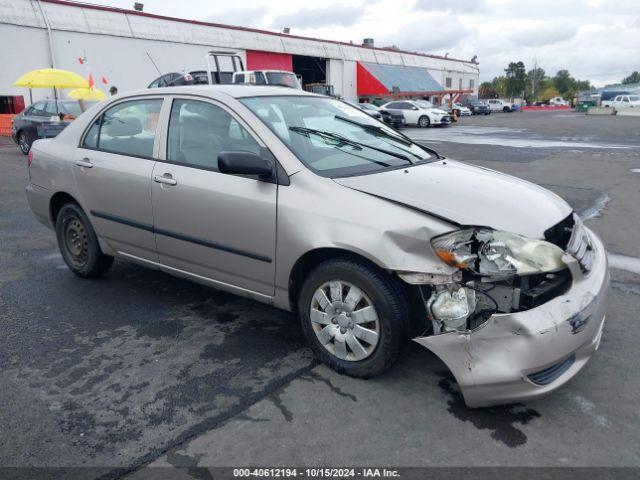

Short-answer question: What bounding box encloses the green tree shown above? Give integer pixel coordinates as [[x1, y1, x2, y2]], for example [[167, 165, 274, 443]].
[[526, 66, 545, 101], [479, 82, 497, 99], [505, 61, 527, 99], [492, 76, 509, 98], [622, 71, 640, 85], [575, 79, 592, 92], [538, 85, 561, 102], [553, 70, 576, 96]]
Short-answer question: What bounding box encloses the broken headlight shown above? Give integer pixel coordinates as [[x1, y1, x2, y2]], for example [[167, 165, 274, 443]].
[[431, 228, 565, 279]]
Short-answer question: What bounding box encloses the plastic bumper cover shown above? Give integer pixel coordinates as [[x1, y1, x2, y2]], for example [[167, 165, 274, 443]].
[[414, 228, 609, 407]]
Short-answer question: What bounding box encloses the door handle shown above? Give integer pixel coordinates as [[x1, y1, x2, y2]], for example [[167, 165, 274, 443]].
[[75, 158, 93, 168], [153, 174, 177, 186]]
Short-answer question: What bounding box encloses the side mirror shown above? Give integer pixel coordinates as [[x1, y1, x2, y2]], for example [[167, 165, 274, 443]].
[[218, 151, 273, 178], [411, 106, 419, 110]]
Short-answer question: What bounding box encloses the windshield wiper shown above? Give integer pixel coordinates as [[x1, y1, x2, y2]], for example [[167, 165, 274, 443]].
[[334, 114, 414, 146], [334, 115, 434, 162], [289, 126, 412, 164]]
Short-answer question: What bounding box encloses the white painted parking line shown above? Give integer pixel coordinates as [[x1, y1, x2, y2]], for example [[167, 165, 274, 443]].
[[608, 253, 640, 275], [407, 126, 640, 149]]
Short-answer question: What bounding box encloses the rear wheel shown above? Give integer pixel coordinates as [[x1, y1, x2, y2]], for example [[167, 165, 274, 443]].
[[418, 115, 430, 128], [298, 259, 408, 378], [503, 106, 510, 113], [18, 131, 32, 155], [56, 203, 113, 278]]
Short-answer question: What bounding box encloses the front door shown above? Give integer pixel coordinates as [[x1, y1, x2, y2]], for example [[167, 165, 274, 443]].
[[151, 97, 277, 296], [73, 97, 164, 261]]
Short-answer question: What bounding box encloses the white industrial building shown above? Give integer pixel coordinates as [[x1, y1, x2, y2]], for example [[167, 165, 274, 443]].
[[0, 0, 480, 107]]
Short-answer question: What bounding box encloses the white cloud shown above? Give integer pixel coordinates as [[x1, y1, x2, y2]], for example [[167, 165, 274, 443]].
[[206, 7, 269, 27], [270, 6, 365, 29], [509, 25, 578, 48], [96, 0, 640, 86]]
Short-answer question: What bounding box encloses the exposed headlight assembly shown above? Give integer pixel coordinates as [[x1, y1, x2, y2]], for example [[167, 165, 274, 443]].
[[431, 228, 565, 279]]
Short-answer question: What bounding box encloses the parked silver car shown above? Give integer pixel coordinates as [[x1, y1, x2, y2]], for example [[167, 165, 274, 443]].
[[25, 86, 609, 407]]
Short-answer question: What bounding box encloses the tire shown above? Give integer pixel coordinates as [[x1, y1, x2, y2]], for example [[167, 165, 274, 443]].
[[503, 106, 510, 113], [55, 203, 114, 278], [418, 115, 430, 128], [18, 130, 32, 155], [485, 112, 490, 115], [297, 259, 408, 378]]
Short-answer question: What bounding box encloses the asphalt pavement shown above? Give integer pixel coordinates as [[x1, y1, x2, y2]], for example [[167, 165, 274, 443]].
[[1, 111, 639, 478]]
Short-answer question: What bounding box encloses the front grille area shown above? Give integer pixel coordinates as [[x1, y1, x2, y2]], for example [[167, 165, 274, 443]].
[[566, 215, 596, 272], [545, 213, 575, 250], [528, 354, 575, 385], [545, 213, 595, 273]]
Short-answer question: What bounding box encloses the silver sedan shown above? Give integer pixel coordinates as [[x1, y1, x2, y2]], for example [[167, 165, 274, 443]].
[[25, 85, 609, 407]]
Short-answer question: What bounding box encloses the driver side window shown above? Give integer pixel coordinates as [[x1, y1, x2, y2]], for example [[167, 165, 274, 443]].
[[167, 99, 261, 171]]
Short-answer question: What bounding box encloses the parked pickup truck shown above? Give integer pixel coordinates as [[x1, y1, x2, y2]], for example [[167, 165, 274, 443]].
[[486, 99, 515, 112]]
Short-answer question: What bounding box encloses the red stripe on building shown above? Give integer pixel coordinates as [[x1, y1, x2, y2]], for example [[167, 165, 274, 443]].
[[245, 51, 293, 71], [356, 62, 388, 96]]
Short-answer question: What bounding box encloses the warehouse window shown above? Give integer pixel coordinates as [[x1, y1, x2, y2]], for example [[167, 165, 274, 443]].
[[470, 79, 475, 89], [459, 78, 463, 90], [445, 77, 452, 88]]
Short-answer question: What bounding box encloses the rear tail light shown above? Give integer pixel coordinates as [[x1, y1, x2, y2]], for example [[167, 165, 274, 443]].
[[27, 149, 33, 167]]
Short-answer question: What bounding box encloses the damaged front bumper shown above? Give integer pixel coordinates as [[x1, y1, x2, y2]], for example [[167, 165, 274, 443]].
[[414, 228, 609, 408]]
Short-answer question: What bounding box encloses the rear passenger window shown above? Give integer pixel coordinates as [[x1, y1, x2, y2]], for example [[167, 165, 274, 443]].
[[82, 99, 163, 158], [167, 99, 261, 171]]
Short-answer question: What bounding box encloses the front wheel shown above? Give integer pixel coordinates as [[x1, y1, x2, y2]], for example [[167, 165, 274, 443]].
[[56, 203, 114, 278], [298, 259, 408, 378], [503, 106, 511, 113], [18, 131, 32, 155], [418, 115, 431, 128]]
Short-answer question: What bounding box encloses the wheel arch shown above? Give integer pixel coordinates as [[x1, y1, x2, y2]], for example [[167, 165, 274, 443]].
[[288, 247, 391, 311], [50, 191, 81, 225], [288, 247, 429, 339]]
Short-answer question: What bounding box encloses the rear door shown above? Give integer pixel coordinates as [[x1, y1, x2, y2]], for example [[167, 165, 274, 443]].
[[151, 96, 277, 296], [73, 96, 165, 262]]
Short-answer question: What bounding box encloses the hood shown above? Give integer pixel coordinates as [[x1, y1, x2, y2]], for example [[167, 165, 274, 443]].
[[430, 108, 448, 115], [334, 160, 572, 238]]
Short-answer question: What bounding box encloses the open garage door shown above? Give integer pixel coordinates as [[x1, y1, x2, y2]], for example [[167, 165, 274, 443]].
[[293, 55, 327, 87]]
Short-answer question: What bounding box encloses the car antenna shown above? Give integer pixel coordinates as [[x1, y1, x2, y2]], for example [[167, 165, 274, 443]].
[[145, 51, 162, 76]]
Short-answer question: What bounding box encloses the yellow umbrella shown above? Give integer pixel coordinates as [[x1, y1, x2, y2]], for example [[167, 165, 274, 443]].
[[13, 68, 89, 89], [68, 88, 107, 101]]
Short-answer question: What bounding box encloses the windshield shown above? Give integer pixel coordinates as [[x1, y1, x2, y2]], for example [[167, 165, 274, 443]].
[[241, 96, 432, 178], [415, 100, 435, 109], [266, 72, 301, 89]]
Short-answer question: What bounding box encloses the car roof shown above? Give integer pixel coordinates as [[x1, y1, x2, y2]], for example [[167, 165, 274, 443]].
[[116, 84, 318, 99]]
